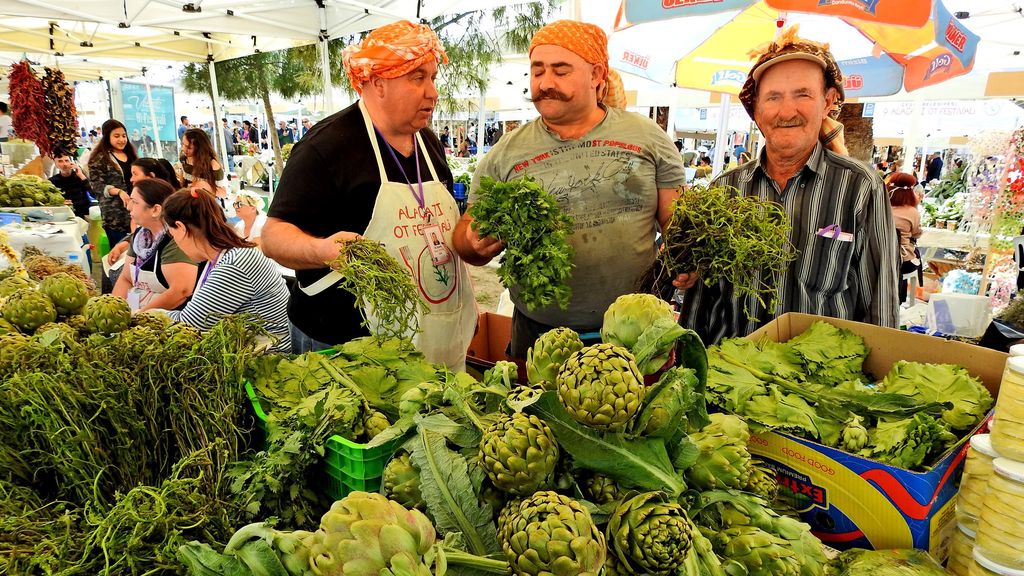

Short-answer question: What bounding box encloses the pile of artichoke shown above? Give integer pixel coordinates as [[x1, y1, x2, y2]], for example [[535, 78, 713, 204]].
[[175, 292, 828, 576]]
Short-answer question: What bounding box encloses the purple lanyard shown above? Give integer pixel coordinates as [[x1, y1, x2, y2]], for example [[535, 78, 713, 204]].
[[198, 250, 223, 290], [375, 126, 425, 210]]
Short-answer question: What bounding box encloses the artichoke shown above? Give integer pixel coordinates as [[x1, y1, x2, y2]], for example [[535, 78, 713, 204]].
[[399, 381, 443, 418], [38, 272, 89, 315], [501, 491, 605, 576], [310, 491, 438, 576], [131, 310, 172, 332], [582, 473, 624, 506], [362, 409, 391, 440], [0, 275, 33, 298], [840, 415, 869, 452], [479, 412, 559, 495], [685, 413, 752, 490], [2, 288, 57, 332], [0, 317, 18, 335], [383, 453, 424, 511], [709, 526, 801, 576], [607, 492, 694, 575], [745, 463, 779, 503], [164, 322, 202, 349], [556, 343, 645, 431], [484, 360, 520, 389], [504, 382, 546, 412], [83, 294, 131, 335], [527, 327, 583, 388], [601, 293, 673, 346], [0, 332, 29, 368]]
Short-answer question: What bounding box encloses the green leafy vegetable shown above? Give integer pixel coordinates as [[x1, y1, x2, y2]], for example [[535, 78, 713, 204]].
[[469, 176, 575, 310], [328, 238, 427, 340], [881, 360, 993, 430], [645, 184, 796, 316], [525, 391, 687, 495]]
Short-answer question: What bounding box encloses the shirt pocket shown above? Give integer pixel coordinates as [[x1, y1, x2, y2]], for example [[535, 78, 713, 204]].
[[806, 235, 855, 296]]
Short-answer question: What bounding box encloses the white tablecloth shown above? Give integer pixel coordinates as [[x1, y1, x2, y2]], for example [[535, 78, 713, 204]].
[[1, 219, 90, 273]]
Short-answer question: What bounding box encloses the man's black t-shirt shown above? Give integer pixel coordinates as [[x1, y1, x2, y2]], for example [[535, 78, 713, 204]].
[[268, 101, 454, 344], [49, 173, 92, 218]]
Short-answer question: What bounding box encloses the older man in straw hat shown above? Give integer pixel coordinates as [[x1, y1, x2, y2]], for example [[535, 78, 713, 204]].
[[678, 27, 899, 345], [262, 20, 476, 369], [453, 19, 687, 359]]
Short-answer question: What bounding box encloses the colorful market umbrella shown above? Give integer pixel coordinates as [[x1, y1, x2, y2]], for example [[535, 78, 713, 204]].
[[610, 0, 979, 98]]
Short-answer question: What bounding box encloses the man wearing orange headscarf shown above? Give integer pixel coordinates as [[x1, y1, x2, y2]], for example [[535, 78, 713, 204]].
[[263, 21, 477, 371], [452, 20, 687, 359]]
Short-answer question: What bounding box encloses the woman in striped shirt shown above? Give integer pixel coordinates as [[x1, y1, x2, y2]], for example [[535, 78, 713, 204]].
[[160, 187, 291, 352]]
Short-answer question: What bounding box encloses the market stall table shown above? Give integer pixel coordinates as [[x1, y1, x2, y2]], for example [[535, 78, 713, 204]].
[[1, 219, 89, 273]]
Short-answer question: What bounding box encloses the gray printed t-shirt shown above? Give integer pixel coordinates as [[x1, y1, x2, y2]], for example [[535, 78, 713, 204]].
[[471, 107, 686, 329]]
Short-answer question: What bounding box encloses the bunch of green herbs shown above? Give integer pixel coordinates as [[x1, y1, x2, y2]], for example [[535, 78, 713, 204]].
[[648, 184, 795, 316], [469, 176, 575, 310], [329, 238, 426, 340]]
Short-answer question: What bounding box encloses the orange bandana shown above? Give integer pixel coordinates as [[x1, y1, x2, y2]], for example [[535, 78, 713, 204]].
[[342, 21, 448, 94], [529, 20, 626, 109]]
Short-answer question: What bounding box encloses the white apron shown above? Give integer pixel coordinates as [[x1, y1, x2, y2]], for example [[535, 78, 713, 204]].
[[127, 245, 167, 312], [301, 102, 477, 371]]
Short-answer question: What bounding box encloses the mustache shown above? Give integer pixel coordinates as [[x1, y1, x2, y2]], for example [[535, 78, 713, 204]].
[[775, 119, 805, 128], [527, 89, 571, 103]]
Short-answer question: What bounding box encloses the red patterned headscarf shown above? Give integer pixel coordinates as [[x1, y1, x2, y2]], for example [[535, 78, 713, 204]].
[[343, 21, 448, 94], [529, 20, 626, 109]]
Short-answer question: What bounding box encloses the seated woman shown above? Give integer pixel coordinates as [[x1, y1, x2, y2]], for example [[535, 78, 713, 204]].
[[112, 179, 198, 312], [232, 191, 267, 246], [888, 172, 923, 306], [160, 187, 291, 352]]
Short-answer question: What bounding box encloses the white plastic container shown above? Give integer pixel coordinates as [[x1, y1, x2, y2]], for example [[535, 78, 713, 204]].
[[976, 458, 1024, 570], [949, 523, 977, 576], [970, 548, 1024, 576], [991, 358, 1024, 462], [928, 293, 991, 337], [956, 435, 1000, 531]]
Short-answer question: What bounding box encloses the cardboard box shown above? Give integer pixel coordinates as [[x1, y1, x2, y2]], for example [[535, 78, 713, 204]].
[[743, 313, 1006, 559], [466, 312, 514, 377]]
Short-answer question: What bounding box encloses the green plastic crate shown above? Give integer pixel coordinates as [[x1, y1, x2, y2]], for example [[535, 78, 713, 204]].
[[244, 380, 402, 481], [323, 461, 384, 501]]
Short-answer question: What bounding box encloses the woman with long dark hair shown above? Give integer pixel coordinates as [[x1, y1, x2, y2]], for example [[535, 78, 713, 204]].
[[88, 119, 138, 246], [161, 188, 290, 351], [112, 179, 197, 311], [889, 171, 923, 305], [130, 157, 178, 189], [180, 128, 224, 196]]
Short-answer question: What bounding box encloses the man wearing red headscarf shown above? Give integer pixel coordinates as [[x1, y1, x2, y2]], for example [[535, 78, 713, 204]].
[[263, 21, 477, 370], [453, 20, 687, 359]]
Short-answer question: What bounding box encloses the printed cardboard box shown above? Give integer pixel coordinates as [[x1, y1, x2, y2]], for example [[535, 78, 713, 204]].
[[743, 313, 1005, 560]]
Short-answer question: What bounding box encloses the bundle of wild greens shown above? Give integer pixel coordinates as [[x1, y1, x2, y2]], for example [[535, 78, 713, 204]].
[[329, 238, 426, 340], [0, 315, 266, 575], [706, 321, 992, 470], [469, 176, 575, 310], [997, 291, 1024, 329], [647, 184, 795, 315]]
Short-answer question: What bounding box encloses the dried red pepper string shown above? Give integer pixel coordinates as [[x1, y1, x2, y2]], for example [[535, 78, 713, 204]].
[[8, 60, 52, 157]]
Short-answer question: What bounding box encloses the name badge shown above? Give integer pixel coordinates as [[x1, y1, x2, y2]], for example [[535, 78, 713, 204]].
[[816, 224, 853, 243], [422, 223, 451, 266]]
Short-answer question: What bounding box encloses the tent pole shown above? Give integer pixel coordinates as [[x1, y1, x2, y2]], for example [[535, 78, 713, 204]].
[[319, 7, 334, 114], [476, 91, 486, 156], [712, 94, 731, 176], [207, 43, 229, 179], [901, 99, 923, 177], [143, 81, 164, 159]]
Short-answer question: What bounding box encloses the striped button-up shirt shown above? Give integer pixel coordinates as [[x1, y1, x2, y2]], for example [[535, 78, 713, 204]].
[[680, 142, 900, 344]]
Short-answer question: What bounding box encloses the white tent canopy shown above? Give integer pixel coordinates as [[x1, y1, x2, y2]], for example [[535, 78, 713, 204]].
[[0, 0, 533, 44]]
